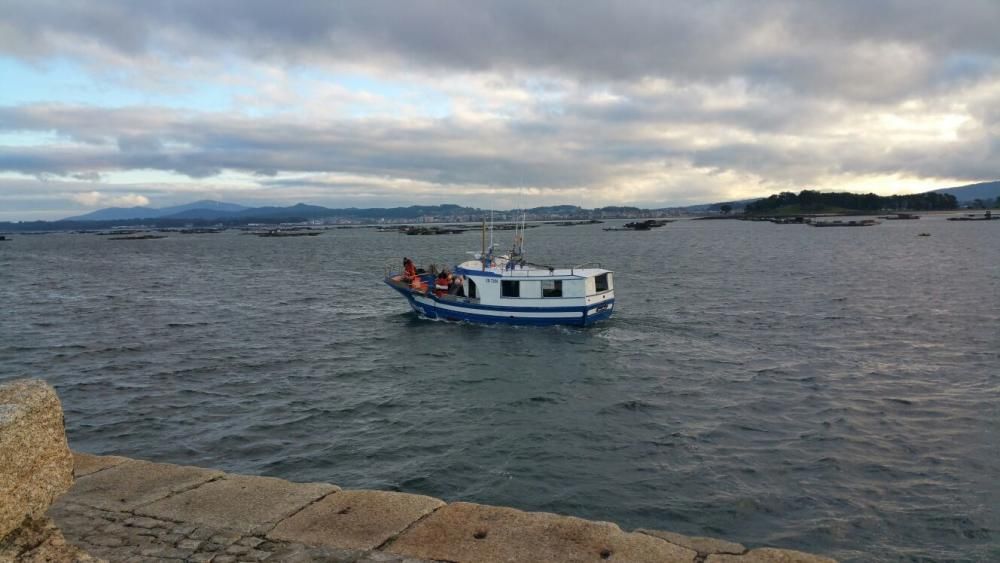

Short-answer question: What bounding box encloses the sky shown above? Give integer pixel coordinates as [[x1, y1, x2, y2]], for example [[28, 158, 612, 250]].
[[1, 1, 999, 220]]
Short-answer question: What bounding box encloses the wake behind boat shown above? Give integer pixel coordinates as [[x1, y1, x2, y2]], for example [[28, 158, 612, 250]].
[[384, 219, 615, 326]]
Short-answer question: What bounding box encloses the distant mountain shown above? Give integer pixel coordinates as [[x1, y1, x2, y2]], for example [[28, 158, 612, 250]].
[[158, 200, 249, 215], [930, 180, 1000, 203], [63, 206, 160, 221], [159, 208, 243, 220], [235, 203, 335, 220], [64, 200, 249, 221]]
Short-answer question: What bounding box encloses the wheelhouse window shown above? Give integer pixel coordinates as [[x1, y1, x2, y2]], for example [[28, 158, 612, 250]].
[[501, 280, 520, 297], [595, 273, 609, 292], [541, 280, 562, 297]]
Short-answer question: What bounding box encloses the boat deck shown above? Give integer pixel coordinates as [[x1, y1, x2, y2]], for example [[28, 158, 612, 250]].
[[385, 275, 481, 304]]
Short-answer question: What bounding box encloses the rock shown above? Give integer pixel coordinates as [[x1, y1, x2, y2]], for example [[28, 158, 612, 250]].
[[268, 489, 445, 550], [0, 379, 74, 541], [237, 537, 264, 548], [386, 501, 698, 563], [706, 547, 838, 562], [123, 516, 167, 529], [0, 517, 102, 562], [637, 528, 746, 555], [177, 538, 203, 550]]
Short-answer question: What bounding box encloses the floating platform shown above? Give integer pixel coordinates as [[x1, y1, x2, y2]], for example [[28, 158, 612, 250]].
[[254, 230, 322, 237], [810, 219, 880, 227], [108, 234, 167, 240], [603, 219, 672, 231], [947, 213, 998, 221]]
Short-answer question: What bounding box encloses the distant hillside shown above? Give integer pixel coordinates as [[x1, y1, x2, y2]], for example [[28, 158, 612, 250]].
[[525, 205, 583, 215], [64, 205, 159, 221], [64, 200, 249, 221], [57, 198, 754, 226], [158, 200, 249, 216], [671, 197, 761, 213], [745, 190, 957, 215], [931, 180, 1000, 203]]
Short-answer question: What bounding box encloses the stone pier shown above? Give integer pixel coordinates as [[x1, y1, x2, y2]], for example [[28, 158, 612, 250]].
[[2, 379, 838, 562]]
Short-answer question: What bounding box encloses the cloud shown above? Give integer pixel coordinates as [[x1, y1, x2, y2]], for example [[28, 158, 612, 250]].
[[70, 190, 150, 208], [0, 1, 998, 219], [70, 171, 103, 181], [0, 69, 994, 202], [2, 1, 999, 100]]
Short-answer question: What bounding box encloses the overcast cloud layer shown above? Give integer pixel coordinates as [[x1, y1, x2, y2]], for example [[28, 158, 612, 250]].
[[1, 0, 998, 219]]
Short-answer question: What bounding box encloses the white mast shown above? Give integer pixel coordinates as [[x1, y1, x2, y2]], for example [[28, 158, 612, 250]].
[[520, 209, 527, 257]]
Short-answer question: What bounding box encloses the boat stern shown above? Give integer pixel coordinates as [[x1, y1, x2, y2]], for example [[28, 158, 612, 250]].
[[582, 298, 615, 325]]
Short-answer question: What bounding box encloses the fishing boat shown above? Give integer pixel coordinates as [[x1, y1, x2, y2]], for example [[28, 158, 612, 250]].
[[384, 218, 615, 326]]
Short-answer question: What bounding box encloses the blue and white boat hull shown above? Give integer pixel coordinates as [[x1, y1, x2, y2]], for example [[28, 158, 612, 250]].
[[385, 279, 614, 326]]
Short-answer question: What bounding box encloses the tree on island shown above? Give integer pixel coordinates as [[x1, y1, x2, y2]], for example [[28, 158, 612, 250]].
[[744, 190, 958, 214], [720, 204, 732, 215]]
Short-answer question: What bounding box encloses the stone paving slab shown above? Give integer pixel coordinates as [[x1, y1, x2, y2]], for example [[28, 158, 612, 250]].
[[269, 489, 445, 550], [49, 498, 438, 563], [73, 452, 131, 478], [386, 501, 698, 563], [67, 459, 223, 512], [638, 527, 746, 557], [706, 547, 837, 563], [136, 473, 338, 535], [48, 452, 838, 562], [50, 499, 277, 562]]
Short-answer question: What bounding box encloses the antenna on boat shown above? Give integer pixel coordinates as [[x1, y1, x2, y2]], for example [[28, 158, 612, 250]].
[[513, 187, 527, 262], [480, 215, 487, 270], [519, 203, 526, 259]]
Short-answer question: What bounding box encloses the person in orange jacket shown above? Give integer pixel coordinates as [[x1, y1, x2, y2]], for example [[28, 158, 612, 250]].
[[434, 271, 450, 297], [403, 257, 418, 281]]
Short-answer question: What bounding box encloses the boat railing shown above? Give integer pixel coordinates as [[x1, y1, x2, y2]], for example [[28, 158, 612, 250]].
[[492, 267, 602, 278], [571, 262, 602, 275], [495, 263, 598, 278], [383, 261, 399, 278]]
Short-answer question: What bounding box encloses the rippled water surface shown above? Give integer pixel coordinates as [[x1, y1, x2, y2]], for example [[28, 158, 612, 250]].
[[2, 217, 998, 561]]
